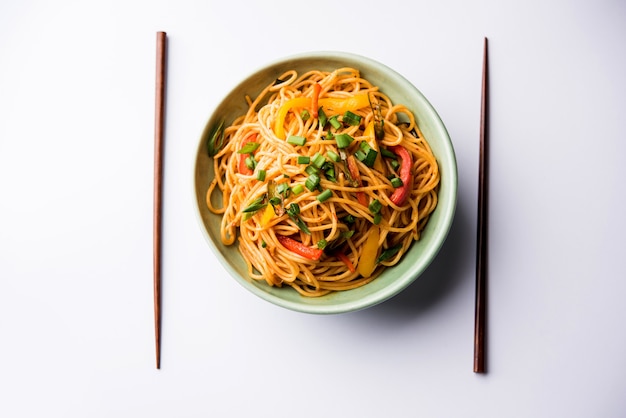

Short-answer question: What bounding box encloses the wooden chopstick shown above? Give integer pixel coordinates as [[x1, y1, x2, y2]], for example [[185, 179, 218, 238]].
[[153, 31, 167, 370], [474, 37, 489, 374]]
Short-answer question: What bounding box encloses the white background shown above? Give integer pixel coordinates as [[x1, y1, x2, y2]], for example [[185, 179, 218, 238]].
[[1, 1, 625, 417]]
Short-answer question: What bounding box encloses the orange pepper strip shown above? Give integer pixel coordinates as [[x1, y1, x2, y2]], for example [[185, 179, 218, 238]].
[[311, 83, 321, 118], [276, 235, 323, 261], [318, 92, 370, 116], [274, 97, 312, 139], [337, 252, 356, 273]]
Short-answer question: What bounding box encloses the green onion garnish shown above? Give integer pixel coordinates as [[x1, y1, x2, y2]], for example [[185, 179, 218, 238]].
[[297, 156, 310, 164], [381, 148, 397, 159], [390, 177, 403, 188], [318, 107, 328, 128], [311, 153, 326, 169], [287, 135, 306, 146], [242, 197, 266, 213], [237, 142, 260, 154], [335, 133, 354, 149], [292, 184, 304, 195], [317, 189, 333, 202], [305, 165, 320, 175], [305, 173, 320, 191], [301, 109, 310, 121], [256, 169, 266, 181], [369, 199, 382, 215], [326, 150, 340, 162], [317, 239, 328, 250], [329, 115, 342, 129], [207, 119, 225, 157], [376, 244, 402, 263], [373, 213, 382, 225], [245, 155, 256, 170], [343, 110, 362, 126]]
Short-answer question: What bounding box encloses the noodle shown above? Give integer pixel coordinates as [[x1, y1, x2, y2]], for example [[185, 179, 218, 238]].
[[206, 68, 440, 297]]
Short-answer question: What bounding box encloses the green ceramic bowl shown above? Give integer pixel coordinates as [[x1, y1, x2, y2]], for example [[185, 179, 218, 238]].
[[194, 51, 457, 314]]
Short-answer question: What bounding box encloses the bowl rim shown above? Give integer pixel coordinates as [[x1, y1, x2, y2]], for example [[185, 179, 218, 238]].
[[193, 50, 457, 314]]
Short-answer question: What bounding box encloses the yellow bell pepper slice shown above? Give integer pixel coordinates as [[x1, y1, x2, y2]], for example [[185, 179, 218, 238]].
[[273, 97, 312, 139], [260, 203, 275, 227], [357, 225, 380, 278], [318, 92, 370, 116]]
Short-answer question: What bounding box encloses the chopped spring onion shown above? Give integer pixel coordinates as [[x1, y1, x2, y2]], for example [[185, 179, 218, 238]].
[[317, 239, 328, 250], [207, 119, 225, 157], [297, 156, 310, 164], [242, 196, 266, 213], [292, 184, 304, 195], [335, 133, 354, 149], [355, 141, 378, 168], [326, 150, 340, 162], [381, 148, 397, 159], [237, 142, 260, 154], [305, 173, 320, 191], [305, 165, 319, 175], [373, 213, 382, 225], [276, 182, 290, 196], [318, 107, 328, 128], [343, 214, 356, 224], [256, 169, 266, 181], [316, 189, 333, 202], [343, 110, 362, 126], [369, 199, 382, 215], [287, 135, 306, 146], [390, 159, 400, 170], [245, 155, 256, 170], [311, 153, 326, 169], [390, 177, 403, 188], [329, 115, 342, 129], [376, 244, 402, 264], [300, 109, 310, 121]]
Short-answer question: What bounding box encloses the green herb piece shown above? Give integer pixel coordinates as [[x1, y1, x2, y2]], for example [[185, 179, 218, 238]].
[[317, 239, 328, 250], [343, 110, 362, 126], [286, 203, 310, 234], [390, 177, 403, 188], [237, 142, 260, 154], [373, 213, 382, 225], [292, 184, 304, 195], [335, 133, 354, 149], [305, 173, 320, 191], [311, 153, 326, 169], [369, 199, 382, 215], [245, 155, 256, 170], [329, 115, 342, 129], [317, 189, 333, 202], [300, 109, 310, 121], [390, 159, 400, 170], [256, 169, 266, 181], [207, 119, 225, 157], [341, 230, 355, 239], [343, 214, 356, 224], [242, 196, 267, 213], [326, 150, 340, 162], [381, 148, 397, 159], [287, 135, 306, 146], [305, 165, 320, 175], [376, 244, 402, 263], [297, 156, 310, 164], [318, 107, 328, 128]]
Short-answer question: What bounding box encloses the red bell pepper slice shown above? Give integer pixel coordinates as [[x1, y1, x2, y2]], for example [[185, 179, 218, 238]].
[[276, 235, 323, 261], [388, 145, 413, 206], [238, 133, 258, 175]]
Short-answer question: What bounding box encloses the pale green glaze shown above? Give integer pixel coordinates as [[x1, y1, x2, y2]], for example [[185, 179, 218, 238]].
[[193, 51, 457, 314]]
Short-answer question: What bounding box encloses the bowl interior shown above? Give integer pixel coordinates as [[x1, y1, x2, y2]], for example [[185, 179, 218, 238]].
[[194, 51, 457, 314]]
